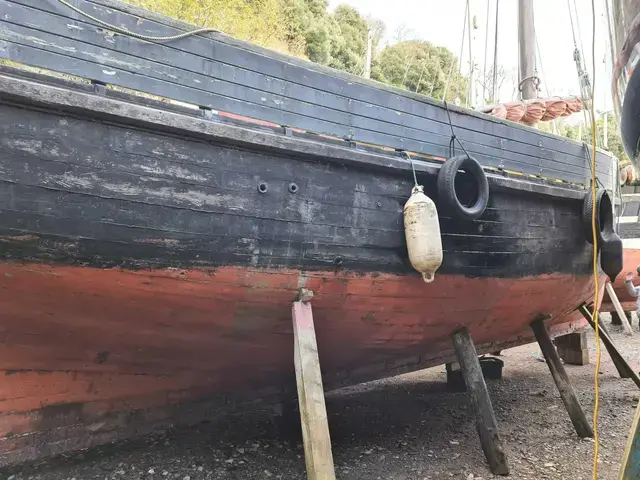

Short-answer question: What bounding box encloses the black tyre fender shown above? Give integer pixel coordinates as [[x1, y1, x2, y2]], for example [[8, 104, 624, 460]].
[[437, 155, 489, 221], [581, 188, 614, 245], [600, 231, 623, 282]]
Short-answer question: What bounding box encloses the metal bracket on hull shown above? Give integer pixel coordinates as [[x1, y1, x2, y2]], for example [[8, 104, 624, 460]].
[[451, 328, 510, 476], [530, 315, 594, 438], [292, 290, 336, 480]]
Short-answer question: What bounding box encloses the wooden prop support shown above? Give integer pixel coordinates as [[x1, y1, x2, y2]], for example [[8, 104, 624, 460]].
[[451, 328, 510, 475], [578, 305, 640, 389], [292, 289, 336, 480], [530, 316, 594, 438], [606, 282, 634, 336], [619, 399, 640, 479]]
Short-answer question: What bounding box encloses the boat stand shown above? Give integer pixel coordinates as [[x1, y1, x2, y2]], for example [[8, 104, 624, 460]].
[[619, 398, 640, 479], [451, 328, 510, 475], [291, 289, 336, 480], [554, 332, 589, 365], [605, 282, 634, 336], [530, 316, 593, 438], [578, 305, 640, 389]]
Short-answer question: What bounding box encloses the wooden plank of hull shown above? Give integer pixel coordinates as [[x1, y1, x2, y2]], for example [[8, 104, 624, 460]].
[[0, 261, 598, 466]]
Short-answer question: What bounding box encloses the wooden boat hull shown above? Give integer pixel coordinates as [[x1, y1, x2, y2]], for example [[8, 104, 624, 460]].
[[0, 262, 597, 465], [0, 71, 614, 467], [0, 0, 618, 465]]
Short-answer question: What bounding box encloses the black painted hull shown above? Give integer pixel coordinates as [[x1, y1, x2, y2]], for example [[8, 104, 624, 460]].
[[0, 83, 595, 279]]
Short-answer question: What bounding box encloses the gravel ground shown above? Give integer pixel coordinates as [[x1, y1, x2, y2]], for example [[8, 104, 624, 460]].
[[5, 314, 640, 480]]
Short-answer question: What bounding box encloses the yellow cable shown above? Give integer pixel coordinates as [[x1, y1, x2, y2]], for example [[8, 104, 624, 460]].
[[589, 0, 600, 478]]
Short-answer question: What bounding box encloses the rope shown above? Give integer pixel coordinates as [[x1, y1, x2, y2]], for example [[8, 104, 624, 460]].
[[444, 101, 471, 159], [588, 0, 601, 477], [402, 152, 419, 187], [56, 0, 219, 42]]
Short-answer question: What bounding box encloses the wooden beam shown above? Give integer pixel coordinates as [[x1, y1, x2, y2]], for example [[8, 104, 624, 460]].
[[530, 316, 594, 438], [452, 328, 509, 475], [292, 290, 336, 480], [619, 398, 640, 479], [578, 305, 640, 389], [606, 282, 634, 336], [554, 332, 589, 365]]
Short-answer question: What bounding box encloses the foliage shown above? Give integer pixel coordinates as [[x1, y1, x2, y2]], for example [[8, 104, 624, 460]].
[[282, 0, 335, 63], [371, 40, 467, 103], [126, 0, 305, 56], [538, 113, 630, 165], [476, 65, 506, 105], [125, 0, 466, 99]]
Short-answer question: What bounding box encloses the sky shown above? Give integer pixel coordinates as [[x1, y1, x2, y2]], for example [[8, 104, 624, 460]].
[[328, 0, 611, 113]]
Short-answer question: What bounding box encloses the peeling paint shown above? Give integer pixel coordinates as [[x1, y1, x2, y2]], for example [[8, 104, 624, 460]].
[[0, 29, 77, 53], [0, 235, 38, 243], [5, 139, 42, 155], [134, 238, 180, 247]]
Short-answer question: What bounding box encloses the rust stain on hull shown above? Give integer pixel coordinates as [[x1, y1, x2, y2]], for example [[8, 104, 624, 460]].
[[0, 261, 601, 466]]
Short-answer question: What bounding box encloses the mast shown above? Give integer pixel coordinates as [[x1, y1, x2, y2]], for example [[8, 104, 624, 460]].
[[518, 0, 537, 100]]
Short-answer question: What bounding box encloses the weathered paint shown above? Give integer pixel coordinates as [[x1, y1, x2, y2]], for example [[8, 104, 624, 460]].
[[0, 261, 599, 466]]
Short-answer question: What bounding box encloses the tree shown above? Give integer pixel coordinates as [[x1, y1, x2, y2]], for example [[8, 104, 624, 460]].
[[476, 65, 506, 105], [371, 40, 467, 103], [329, 5, 370, 74], [283, 0, 335, 64], [538, 113, 630, 166], [126, 0, 305, 57]]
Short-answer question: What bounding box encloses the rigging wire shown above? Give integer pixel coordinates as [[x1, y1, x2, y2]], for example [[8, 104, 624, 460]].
[[482, 0, 490, 103], [574, 0, 587, 59], [457, 1, 469, 102], [492, 0, 499, 102], [443, 2, 468, 101], [534, 32, 558, 133], [567, 0, 596, 142], [567, 0, 579, 46], [588, 0, 601, 478], [56, 0, 220, 42]]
